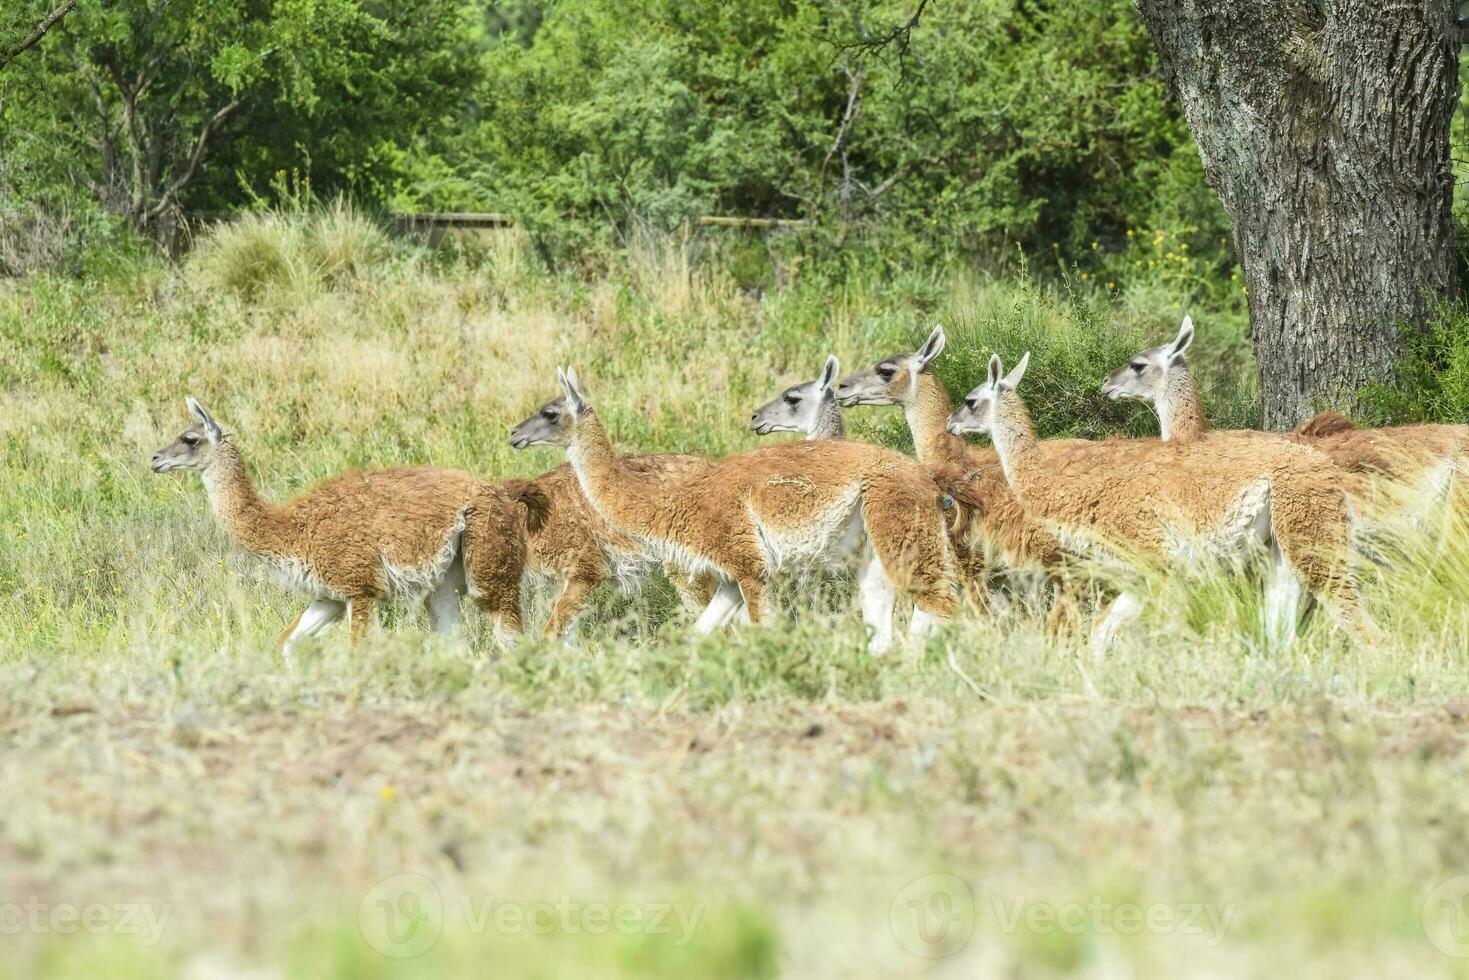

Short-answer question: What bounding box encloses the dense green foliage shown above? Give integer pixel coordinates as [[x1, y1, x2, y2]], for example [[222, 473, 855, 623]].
[[440, 0, 1226, 260], [2, 0, 1228, 267], [1, 0, 474, 253]]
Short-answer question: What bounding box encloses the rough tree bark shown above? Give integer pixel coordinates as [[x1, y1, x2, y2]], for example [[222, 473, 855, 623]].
[[1134, 0, 1461, 429]]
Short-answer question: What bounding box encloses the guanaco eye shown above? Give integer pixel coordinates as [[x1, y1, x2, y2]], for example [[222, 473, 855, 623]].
[[1131, 362, 1145, 373], [965, 395, 979, 411], [183, 433, 199, 445], [784, 393, 801, 406], [542, 407, 560, 419], [877, 366, 896, 381]]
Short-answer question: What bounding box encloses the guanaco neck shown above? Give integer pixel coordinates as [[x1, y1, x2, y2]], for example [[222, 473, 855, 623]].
[[565, 411, 669, 537], [1158, 364, 1207, 442], [906, 372, 967, 463], [807, 395, 845, 440], [986, 393, 1042, 495], [199, 441, 294, 556]]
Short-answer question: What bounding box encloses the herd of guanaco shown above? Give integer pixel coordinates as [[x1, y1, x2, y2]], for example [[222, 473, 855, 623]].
[[151, 318, 1469, 659]]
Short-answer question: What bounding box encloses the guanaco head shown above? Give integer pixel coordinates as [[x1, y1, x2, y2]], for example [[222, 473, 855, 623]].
[[947, 352, 1030, 436], [151, 397, 228, 474], [509, 367, 591, 449], [750, 355, 840, 436], [1101, 315, 1194, 405], [834, 324, 946, 408]]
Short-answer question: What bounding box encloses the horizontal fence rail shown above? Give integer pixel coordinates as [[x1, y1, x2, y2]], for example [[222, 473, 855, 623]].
[[390, 212, 812, 230]]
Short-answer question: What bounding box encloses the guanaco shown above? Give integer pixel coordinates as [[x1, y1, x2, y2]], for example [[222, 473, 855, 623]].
[[152, 398, 547, 658], [950, 355, 1380, 652], [513, 368, 959, 652]]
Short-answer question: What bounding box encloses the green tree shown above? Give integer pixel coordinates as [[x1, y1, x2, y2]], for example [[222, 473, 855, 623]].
[[0, 1, 75, 71], [434, 0, 1221, 260], [2, 0, 475, 241]]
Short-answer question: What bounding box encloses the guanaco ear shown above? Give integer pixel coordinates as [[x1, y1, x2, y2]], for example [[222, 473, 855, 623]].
[[1002, 351, 1030, 389], [558, 366, 589, 415], [818, 354, 840, 392], [914, 324, 946, 372], [186, 396, 223, 444], [1167, 315, 1195, 365], [986, 354, 1003, 388]]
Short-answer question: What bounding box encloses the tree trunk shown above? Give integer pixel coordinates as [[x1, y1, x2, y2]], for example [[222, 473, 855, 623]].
[[1134, 0, 1461, 429]]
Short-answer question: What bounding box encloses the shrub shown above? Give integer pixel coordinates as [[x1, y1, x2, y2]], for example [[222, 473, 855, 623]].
[[186, 203, 393, 299]]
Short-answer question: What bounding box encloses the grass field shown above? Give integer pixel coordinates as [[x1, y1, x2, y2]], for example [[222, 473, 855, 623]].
[[5, 212, 1469, 978]]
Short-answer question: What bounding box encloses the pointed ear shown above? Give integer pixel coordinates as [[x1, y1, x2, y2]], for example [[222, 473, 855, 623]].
[[1002, 351, 1030, 389], [1167, 315, 1195, 364], [987, 354, 1003, 387], [186, 396, 223, 443], [559, 366, 589, 415], [914, 324, 946, 372], [818, 354, 840, 392]]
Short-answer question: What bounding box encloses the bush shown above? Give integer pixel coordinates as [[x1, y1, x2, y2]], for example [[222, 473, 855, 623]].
[[430, 0, 1229, 264], [1357, 302, 1469, 425], [186, 203, 393, 300]]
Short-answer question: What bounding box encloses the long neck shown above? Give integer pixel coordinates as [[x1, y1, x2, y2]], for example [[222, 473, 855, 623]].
[[906, 372, 967, 462], [806, 395, 845, 440], [986, 392, 1041, 495], [200, 442, 292, 555], [565, 411, 667, 535], [1158, 365, 1207, 441]]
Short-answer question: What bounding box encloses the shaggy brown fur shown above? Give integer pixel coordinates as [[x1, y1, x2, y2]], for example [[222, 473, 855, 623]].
[[524, 459, 718, 637], [1106, 325, 1468, 512], [537, 371, 958, 631], [837, 358, 1064, 572], [834, 335, 1073, 626], [949, 358, 1379, 644], [152, 400, 546, 653], [1292, 410, 1357, 440]]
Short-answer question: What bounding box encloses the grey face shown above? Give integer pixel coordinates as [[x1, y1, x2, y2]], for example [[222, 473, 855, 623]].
[[1101, 343, 1171, 403], [510, 396, 572, 449], [834, 324, 945, 408], [751, 355, 840, 437], [946, 353, 1029, 437], [1101, 317, 1194, 404], [750, 380, 826, 436], [151, 397, 224, 473], [834, 356, 911, 407], [946, 385, 995, 436], [150, 424, 212, 472]]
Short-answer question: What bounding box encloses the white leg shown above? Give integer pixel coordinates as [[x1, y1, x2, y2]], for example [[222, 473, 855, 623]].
[[282, 598, 346, 660], [858, 556, 896, 655], [1089, 592, 1141, 659], [693, 579, 744, 634], [909, 608, 941, 639], [426, 558, 466, 635], [1263, 544, 1305, 651]]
